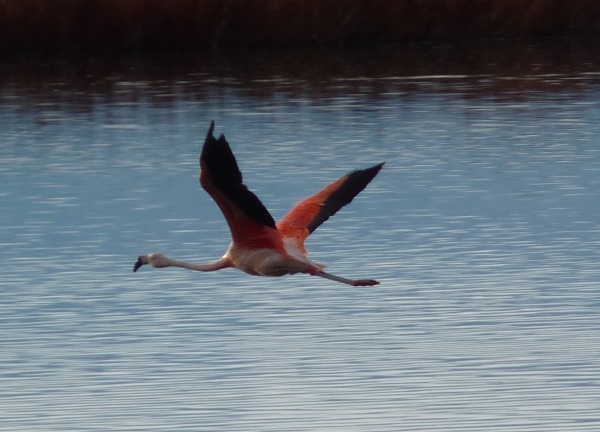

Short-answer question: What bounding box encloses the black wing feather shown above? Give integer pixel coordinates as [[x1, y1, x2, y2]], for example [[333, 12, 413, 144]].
[[200, 121, 276, 229], [306, 162, 384, 234]]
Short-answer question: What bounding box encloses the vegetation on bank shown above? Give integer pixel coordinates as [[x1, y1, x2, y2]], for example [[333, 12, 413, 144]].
[[1, 0, 599, 51]]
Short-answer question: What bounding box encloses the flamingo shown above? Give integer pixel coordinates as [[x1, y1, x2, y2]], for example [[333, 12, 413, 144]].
[[133, 121, 384, 286]]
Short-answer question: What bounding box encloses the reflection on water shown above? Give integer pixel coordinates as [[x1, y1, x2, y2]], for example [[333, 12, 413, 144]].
[[1, 44, 600, 431]]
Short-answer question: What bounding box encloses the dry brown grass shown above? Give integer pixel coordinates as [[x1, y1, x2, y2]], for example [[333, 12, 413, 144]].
[[0, 0, 599, 50]]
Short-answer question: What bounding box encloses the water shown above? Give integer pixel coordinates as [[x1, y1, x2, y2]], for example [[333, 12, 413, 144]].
[[1, 45, 600, 431]]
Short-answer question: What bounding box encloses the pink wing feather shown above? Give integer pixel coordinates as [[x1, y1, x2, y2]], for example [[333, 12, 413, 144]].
[[277, 163, 384, 255]]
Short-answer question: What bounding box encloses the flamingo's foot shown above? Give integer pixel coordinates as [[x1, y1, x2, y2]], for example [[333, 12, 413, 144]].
[[351, 279, 380, 287]]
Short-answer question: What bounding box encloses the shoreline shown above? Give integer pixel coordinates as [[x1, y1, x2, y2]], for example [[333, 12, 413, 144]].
[[1, 0, 600, 51]]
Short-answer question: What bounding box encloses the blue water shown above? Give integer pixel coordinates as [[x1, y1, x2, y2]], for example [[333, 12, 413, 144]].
[[1, 49, 600, 431]]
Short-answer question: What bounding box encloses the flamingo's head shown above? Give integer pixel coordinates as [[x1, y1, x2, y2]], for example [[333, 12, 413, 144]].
[[133, 253, 169, 272]]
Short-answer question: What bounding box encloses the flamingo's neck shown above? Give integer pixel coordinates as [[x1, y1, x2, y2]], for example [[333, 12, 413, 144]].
[[166, 256, 231, 272]]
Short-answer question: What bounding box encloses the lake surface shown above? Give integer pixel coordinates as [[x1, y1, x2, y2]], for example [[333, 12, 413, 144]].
[[1, 43, 600, 431]]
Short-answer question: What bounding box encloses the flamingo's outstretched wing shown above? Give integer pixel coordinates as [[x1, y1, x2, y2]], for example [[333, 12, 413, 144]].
[[277, 162, 384, 252], [200, 121, 282, 250]]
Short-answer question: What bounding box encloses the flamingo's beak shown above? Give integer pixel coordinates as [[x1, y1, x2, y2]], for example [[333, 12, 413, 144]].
[[133, 256, 144, 272]]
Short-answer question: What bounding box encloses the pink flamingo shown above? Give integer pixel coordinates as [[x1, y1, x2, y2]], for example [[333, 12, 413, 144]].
[[134, 121, 384, 286]]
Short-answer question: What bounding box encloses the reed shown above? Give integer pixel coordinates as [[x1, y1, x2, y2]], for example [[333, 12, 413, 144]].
[[0, 0, 599, 50]]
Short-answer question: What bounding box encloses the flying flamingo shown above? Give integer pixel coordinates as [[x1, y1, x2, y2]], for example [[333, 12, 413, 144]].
[[133, 121, 384, 286]]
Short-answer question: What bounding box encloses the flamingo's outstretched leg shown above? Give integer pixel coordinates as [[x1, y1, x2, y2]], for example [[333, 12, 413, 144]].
[[315, 271, 379, 286]]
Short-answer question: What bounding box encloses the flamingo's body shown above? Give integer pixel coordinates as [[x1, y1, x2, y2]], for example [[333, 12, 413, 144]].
[[134, 121, 384, 286]]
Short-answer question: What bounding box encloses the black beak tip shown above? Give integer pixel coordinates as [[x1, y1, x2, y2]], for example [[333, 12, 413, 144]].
[[133, 257, 143, 273]]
